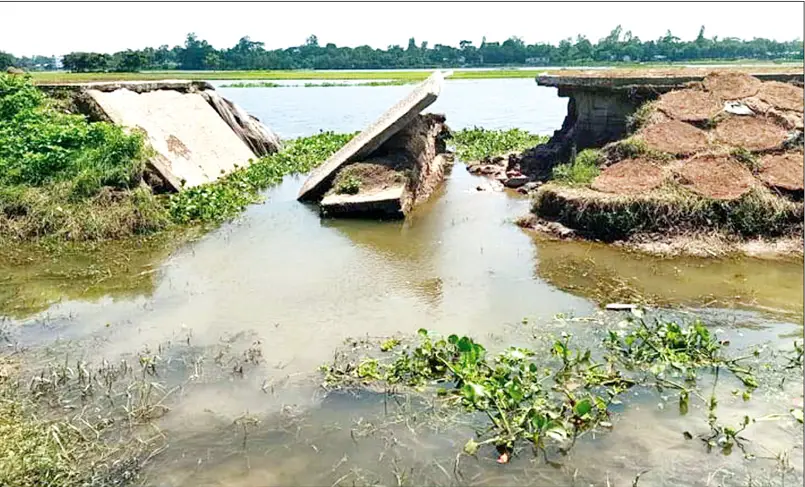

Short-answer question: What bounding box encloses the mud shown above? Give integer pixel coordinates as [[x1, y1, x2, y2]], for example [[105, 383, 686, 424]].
[[676, 154, 756, 200], [638, 119, 710, 155], [591, 158, 665, 194]]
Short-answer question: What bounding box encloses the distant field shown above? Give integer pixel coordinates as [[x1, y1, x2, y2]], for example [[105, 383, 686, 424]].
[[29, 63, 803, 84]]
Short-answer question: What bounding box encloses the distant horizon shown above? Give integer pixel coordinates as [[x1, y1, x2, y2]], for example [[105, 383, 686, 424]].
[[2, 2, 803, 57]]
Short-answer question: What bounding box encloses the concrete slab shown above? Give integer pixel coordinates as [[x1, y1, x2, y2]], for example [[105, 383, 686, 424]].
[[87, 88, 258, 190], [320, 186, 405, 218], [297, 71, 445, 201]]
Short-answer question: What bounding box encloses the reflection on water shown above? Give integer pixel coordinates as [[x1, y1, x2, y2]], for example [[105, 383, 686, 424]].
[[533, 236, 804, 321], [0, 232, 196, 319]]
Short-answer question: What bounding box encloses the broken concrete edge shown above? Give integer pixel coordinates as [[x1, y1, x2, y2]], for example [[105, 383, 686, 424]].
[[319, 153, 453, 219], [37, 79, 214, 94], [536, 72, 804, 93], [297, 71, 446, 202], [41, 80, 281, 192], [320, 186, 406, 219], [200, 90, 282, 157]]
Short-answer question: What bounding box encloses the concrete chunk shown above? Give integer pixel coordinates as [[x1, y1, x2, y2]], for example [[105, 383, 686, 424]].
[[320, 186, 406, 218], [297, 71, 445, 201], [86, 88, 259, 190]]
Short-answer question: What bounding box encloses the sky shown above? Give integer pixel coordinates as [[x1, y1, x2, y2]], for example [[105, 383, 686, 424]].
[[3, 1, 803, 57]]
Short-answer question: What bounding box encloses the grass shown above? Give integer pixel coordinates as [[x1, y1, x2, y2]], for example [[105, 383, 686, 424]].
[[533, 183, 803, 241], [451, 127, 548, 162], [334, 174, 361, 195], [26, 62, 803, 84], [552, 149, 601, 185], [0, 73, 356, 238], [220, 80, 412, 88], [0, 74, 168, 241]]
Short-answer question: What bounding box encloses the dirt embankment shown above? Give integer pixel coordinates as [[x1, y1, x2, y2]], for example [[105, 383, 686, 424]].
[[527, 71, 804, 257]]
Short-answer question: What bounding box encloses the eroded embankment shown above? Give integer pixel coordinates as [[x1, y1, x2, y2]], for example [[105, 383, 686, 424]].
[[525, 72, 804, 257]]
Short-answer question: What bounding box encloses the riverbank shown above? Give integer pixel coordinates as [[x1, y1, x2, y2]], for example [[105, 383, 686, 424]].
[[497, 71, 805, 258], [27, 63, 803, 84]]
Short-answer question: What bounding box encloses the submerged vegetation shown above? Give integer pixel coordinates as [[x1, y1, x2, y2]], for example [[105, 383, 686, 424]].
[[451, 127, 548, 162], [323, 311, 800, 463]]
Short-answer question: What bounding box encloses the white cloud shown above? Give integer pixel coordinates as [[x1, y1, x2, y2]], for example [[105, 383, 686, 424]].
[[2, 1, 802, 57]]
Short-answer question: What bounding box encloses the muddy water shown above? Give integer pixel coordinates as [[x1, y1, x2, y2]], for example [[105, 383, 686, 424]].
[[2, 79, 803, 486]]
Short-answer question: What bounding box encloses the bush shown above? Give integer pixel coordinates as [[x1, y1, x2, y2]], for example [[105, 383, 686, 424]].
[[552, 149, 601, 185]]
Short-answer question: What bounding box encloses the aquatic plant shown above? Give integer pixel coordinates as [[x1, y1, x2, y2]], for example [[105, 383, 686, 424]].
[[168, 131, 354, 224], [451, 127, 548, 162], [552, 149, 601, 185], [320, 312, 781, 463], [219, 81, 283, 88]]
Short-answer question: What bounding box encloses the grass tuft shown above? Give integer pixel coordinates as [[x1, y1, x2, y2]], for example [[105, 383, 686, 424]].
[[533, 183, 803, 241], [552, 149, 601, 185]]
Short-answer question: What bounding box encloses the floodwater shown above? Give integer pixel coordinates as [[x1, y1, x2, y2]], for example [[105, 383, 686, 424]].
[[2, 79, 802, 486]]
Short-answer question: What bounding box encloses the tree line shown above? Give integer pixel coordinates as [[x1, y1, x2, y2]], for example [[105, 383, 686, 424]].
[[2, 26, 803, 73]]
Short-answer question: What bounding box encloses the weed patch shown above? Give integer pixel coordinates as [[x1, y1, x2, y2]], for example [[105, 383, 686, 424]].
[[321, 313, 784, 463], [168, 131, 353, 224], [451, 128, 547, 162], [552, 149, 601, 185]]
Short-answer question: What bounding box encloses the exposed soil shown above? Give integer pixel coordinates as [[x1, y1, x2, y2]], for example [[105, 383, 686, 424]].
[[591, 159, 665, 195], [758, 81, 805, 111], [638, 120, 709, 155], [702, 72, 761, 100], [675, 154, 755, 200], [656, 89, 722, 122], [332, 161, 406, 194], [758, 152, 805, 191], [713, 116, 789, 151]]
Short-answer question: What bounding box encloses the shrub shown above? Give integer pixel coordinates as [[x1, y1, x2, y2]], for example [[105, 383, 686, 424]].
[[552, 149, 601, 185]]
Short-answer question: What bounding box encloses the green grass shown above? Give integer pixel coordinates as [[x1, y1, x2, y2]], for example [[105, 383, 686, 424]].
[[451, 127, 548, 162], [552, 149, 601, 185], [26, 61, 802, 84], [220, 80, 413, 88], [533, 183, 803, 241], [0, 74, 167, 241]]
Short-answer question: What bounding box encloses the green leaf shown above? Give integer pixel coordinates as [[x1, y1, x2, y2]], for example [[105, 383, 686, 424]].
[[574, 398, 592, 417], [463, 438, 479, 455]]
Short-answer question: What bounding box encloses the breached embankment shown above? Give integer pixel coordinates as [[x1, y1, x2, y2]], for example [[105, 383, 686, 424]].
[[516, 70, 804, 257], [39, 80, 281, 192], [298, 71, 453, 219]]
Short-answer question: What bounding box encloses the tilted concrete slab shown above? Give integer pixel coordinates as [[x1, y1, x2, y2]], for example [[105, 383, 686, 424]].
[[297, 71, 445, 201], [87, 88, 259, 190], [320, 186, 406, 218]]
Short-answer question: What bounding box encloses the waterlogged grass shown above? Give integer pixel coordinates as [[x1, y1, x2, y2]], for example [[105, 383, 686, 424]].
[[168, 131, 354, 224], [321, 311, 797, 463], [451, 127, 548, 162], [220, 81, 283, 88], [552, 149, 601, 185]]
